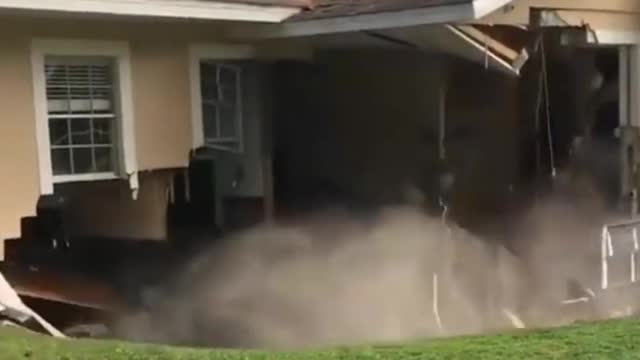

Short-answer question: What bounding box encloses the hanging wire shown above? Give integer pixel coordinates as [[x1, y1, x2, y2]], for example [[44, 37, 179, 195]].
[[540, 34, 557, 178], [534, 40, 544, 177], [484, 32, 490, 70], [533, 32, 557, 180], [438, 85, 447, 160]]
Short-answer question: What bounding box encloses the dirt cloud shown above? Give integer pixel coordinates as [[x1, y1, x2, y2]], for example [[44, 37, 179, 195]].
[[114, 195, 614, 349]]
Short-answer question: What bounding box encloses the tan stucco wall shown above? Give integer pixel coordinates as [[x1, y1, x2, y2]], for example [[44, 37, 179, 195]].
[[129, 39, 192, 169], [0, 16, 236, 171], [483, 0, 640, 29], [0, 15, 298, 243], [0, 17, 216, 243], [552, 11, 640, 32], [0, 35, 40, 246]]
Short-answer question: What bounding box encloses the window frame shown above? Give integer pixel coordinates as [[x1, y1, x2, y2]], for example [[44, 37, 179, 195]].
[[189, 43, 255, 153], [200, 61, 244, 149], [45, 56, 119, 180], [31, 39, 138, 195]]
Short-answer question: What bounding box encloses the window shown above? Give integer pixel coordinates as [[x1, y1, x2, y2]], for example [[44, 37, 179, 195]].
[[189, 43, 254, 152], [31, 39, 138, 195], [199, 61, 243, 152], [45, 56, 118, 177]]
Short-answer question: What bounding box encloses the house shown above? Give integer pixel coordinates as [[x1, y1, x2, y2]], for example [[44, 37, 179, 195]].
[[0, 0, 520, 257], [0, 0, 639, 317], [0, 0, 308, 250]]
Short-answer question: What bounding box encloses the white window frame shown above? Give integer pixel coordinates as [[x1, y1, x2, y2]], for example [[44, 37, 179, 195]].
[[31, 39, 138, 195], [630, 44, 640, 129], [189, 43, 255, 153]]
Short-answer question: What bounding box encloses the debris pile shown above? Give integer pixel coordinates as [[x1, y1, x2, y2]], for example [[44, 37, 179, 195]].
[[0, 272, 65, 337]]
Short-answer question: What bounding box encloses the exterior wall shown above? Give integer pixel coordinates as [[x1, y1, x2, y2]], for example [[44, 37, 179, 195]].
[[482, 0, 640, 29], [0, 16, 234, 173], [0, 16, 206, 242], [0, 14, 302, 243], [0, 36, 40, 247], [56, 171, 172, 240], [551, 11, 640, 32], [130, 40, 192, 170]]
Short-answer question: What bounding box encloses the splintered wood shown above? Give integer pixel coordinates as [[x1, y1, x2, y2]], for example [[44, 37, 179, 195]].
[[0, 272, 65, 338]]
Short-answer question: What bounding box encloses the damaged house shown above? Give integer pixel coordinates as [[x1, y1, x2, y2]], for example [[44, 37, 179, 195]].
[[0, 0, 640, 338]]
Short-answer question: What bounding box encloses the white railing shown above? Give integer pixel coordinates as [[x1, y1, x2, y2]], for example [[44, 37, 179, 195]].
[[601, 220, 640, 290]]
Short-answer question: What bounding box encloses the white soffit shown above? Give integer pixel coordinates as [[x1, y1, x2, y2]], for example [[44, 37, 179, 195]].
[[229, 0, 515, 39], [445, 24, 524, 75], [472, 0, 515, 19], [0, 0, 300, 22], [536, 10, 640, 46], [586, 30, 640, 45], [380, 24, 526, 76]]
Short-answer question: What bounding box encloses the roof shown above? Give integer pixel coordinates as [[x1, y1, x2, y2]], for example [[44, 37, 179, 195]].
[[0, 0, 306, 22], [217, 0, 311, 7], [292, 0, 473, 21]]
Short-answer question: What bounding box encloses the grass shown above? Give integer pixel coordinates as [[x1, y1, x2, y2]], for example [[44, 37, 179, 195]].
[[1, 319, 640, 359]]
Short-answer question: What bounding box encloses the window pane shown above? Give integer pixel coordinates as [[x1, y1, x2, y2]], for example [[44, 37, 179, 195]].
[[200, 63, 218, 100], [46, 57, 118, 176], [202, 103, 218, 140], [220, 85, 237, 104], [70, 118, 92, 145], [199, 62, 243, 149], [93, 118, 112, 145], [49, 118, 70, 146], [219, 105, 237, 139], [94, 147, 114, 172], [219, 66, 238, 87], [47, 64, 113, 113], [72, 148, 94, 174], [51, 149, 71, 175]]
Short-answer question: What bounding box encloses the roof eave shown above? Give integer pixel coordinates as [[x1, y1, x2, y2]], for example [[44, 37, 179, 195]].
[[472, 0, 515, 20], [231, 3, 474, 39], [0, 0, 301, 22], [229, 0, 515, 40]]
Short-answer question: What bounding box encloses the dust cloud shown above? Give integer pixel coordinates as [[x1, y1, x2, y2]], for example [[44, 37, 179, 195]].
[[113, 185, 618, 350]]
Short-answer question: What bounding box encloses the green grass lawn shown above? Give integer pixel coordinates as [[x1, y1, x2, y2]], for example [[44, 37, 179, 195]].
[[1, 319, 640, 360]]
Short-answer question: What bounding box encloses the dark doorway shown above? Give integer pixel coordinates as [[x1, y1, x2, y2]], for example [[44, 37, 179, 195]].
[[167, 158, 220, 252]]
